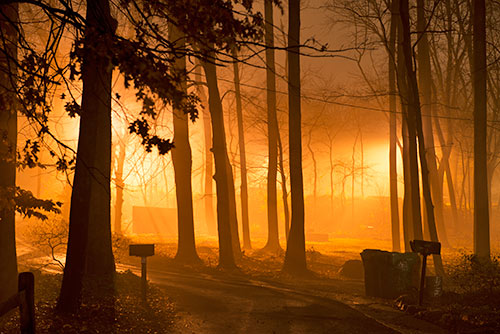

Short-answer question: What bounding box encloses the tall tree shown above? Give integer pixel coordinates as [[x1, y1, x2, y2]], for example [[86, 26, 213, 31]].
[[0, 2, 18, 301], [263, 0, 281, 253], [283, 0, 307, 275], [388, 0, 401, 252], [416, 0, 449, 247], [58, 0, 116, 312], [194, 63, 216, 236], [277, 125, 290, 240], [400, 0, 444, 275], [397, 0, 423, 244], [169, 21, 200, 264], [232, 49, 252, 250], [202, 54, 238, 269], [472, 0, 490, 259], [113, 131, 128, 235]]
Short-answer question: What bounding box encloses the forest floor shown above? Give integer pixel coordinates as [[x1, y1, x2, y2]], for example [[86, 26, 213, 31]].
[[3, 236, 500, 333]]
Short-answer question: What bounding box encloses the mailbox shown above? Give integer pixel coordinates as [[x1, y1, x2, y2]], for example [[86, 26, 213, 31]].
[[410, 240, 441, 306], [410, 240, 441, 256], [129, 244, 155, 302], [129, 244, 155, 257]]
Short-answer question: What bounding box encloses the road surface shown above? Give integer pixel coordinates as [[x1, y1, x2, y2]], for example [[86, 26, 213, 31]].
[[119, 263, 446, 334]]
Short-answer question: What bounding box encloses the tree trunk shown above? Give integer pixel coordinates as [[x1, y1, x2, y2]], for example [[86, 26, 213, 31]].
[[416, 0, 449, 247], [277, 124, 290, 241], [388, 0, 401, 252], [226, 151, 242, 258], [202, 54, 237, 269], [401, 114, 412, 251], [114, 133, 127, 235], [283, 0, 307, 275], [84, 0, 116, 287], [58, 0, 116, 312], [232, 49, 251, 250], [472, 0, 490, 259], [400, 0, 444, 276], [194, 64, 216, 236], [169, 22, 200, 264], [398, 0, 423, 242], [0, 2, 18, 301], [263, 0, 281, 253]]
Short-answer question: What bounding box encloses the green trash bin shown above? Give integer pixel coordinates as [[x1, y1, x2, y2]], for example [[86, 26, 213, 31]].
[[360, 249, 420, 299]]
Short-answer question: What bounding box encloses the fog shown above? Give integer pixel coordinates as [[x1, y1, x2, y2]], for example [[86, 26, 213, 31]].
[[2, 0, 500, 333]]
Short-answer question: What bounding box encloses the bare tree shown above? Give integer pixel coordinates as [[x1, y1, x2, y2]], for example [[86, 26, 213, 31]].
[[263, 0, 281, 253], [232, 49, 252, 250], [472, 0, 490, 259], [283, 0, 307, 275]]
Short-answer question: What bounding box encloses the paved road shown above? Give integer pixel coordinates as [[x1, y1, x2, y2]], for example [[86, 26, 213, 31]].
[[122, 264, 400, 334], [15, 240, 445, 334]]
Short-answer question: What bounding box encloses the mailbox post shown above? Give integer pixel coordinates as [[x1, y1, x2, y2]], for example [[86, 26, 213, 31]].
[[129, 244, 155, 301], [410, 240, 441, 306]]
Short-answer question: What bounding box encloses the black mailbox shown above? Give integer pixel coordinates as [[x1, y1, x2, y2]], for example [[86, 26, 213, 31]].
[[410, 240, 441, 306], [410, 240, 440, 256], [129, 244, 155, 257]]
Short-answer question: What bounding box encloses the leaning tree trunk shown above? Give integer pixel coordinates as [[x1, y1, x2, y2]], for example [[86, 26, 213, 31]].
[[397, 18, 413, 251], [388, 0, 401, 252], [400, 0, 444, 276], [0, 2, 18, 301], [263, 0, 281, 253], [283, 0, 307, 275], [232, 49, 252, 250], [401, 115, 413, 251], [58, 0, 116, 312], [226, 152, 242, 258], [416, 0, 449, 248], [277, 124, 290, 240], [472, 0, 490, 259], [202, 54, 237, 269], [169, 22, 200, 264], [397, 0, 423, 242]]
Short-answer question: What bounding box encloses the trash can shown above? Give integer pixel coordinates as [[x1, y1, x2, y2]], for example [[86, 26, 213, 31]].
[[425, 276, 443, 298], [360, 249, 420, 299]]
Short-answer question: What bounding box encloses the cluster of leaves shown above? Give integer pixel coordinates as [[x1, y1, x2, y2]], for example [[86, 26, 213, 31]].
[[0, 186, 61, 220], [125, 0, 266, 53], [9, 0, 268, 161], [14, 187, 61, 220]]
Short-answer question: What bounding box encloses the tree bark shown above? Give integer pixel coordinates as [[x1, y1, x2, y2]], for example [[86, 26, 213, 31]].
[[114, 133, 127, 235], [283, 0, 307, 275], [472, 0, 490, 259], [202, 54, 237, 269], [232, 49, 251, 250], [263, 0, 281, 253], [169, 22, 200, 264], [398, 0, 423, 242], [277, 124, 290, 240], [388, 0, 401, 252], [58, 0, 116, 312], [194, 64, 216, 236], [400, 0, 444, 275], [416, 0, 449, 247], [0, 2, 18, 301]]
